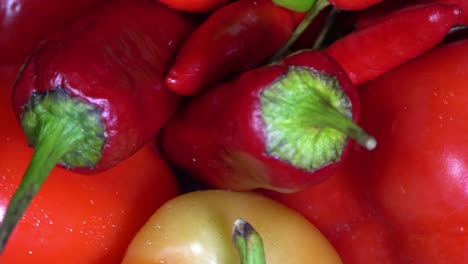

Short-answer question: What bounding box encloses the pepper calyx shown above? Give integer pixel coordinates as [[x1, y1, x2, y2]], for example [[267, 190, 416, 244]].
[[0, 88, 105, 253], [21, 88, 106, 168], [260, 66, 375, 172]]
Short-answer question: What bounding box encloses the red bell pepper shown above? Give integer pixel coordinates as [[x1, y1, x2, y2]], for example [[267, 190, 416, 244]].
[[326, 3, 462, 86], [161, 50, 375, 193], [164, 0, 302, 96], [0, 0, 194, 252], [0, 0, 115, 65], [267, 38, 468, 263]]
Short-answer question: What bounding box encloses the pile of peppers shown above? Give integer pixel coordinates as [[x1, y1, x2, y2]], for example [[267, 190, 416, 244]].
[[1, 0, 468, 263]]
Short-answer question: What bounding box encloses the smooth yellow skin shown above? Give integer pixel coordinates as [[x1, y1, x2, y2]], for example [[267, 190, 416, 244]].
[[122, 190, 342, 264]]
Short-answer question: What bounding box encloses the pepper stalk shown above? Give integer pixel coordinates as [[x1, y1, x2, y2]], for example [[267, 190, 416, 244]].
[[269, 0, 331, 63], [232, 218, 266, 264], [0, 89, 106, 252]]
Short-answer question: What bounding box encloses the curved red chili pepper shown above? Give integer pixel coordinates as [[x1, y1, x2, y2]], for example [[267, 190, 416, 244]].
[[1, 0, 193, 253], [326, 3, 462, 86], [164, 0, 301, 96], [355, 0, 468, 29], [161, 50, 375, 193]]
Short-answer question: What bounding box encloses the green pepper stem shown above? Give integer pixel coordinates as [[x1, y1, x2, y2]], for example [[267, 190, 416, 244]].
[[272, 0, 317, 12], [303, 99, 377, 150], [261, 66, 376, 172], [0, 89, 105, 253], [268, 0, 331, 63], [0, 117, 81, 252], [232, 218, 266, 264], [312, 7, 340, 50]]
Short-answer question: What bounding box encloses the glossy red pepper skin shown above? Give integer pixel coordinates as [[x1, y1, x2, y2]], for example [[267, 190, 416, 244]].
[[423, 0, 468, 24], [12, 0, 194, 173], [157, 0, 231, 13], [164, 0, 301, 96], [328, 0, 382, 10], [161, 50, 360, 193], [0, 0, 115, 65], [267, 39, 468, 263], [326, 3, 462, 86], [355, 0, 468, 28]]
